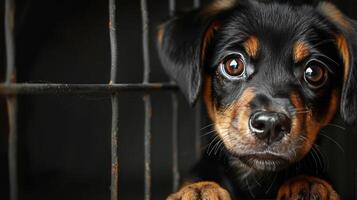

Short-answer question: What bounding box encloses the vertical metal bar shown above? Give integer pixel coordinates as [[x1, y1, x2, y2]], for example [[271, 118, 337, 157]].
[[141, 0, 151, 199], [193, 0, 202, 162], [109, 0, 119, 200], [169, 0, 175, 16], [169, 0, 180, 192], [141, 0, 150, 84], [109, 0, 118, 83], [5, 0, 18, 200], [5, 0, 16, 84], [193, 0, 200, 9], [171, 93, 179, 192], [143, 95, 151, 200], [194, 102, 201, 160]]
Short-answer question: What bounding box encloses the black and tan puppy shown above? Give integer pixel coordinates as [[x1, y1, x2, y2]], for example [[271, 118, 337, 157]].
[[157, 0, 357, 199]]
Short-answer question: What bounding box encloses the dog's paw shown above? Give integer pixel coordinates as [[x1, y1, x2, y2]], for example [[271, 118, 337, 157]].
[[167, 181, 232, 200], [277, 176, 340, 200]]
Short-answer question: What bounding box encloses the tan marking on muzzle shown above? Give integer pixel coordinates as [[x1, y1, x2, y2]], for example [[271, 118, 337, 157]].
[[303, 90, 339, 155], [289, 93, 304, 138]]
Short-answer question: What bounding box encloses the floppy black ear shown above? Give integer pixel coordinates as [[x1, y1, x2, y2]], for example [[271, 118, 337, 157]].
[[339, 28, 357, 125], [317, 2, 357, 124], [157, 0, 238, 104]]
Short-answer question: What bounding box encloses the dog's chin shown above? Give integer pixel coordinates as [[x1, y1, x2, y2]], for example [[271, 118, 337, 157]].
[[230, 153, 290, 172]]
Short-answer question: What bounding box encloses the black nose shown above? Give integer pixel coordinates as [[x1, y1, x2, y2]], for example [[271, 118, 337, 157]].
[[249, 111, 291, 144]]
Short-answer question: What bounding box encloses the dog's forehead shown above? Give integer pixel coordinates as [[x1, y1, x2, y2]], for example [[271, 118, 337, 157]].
[[212, 1, 340, 68], [217, 2, 326, 50]]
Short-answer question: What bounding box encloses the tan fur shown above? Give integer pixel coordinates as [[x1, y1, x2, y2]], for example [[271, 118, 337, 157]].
[[214, 88, 256, 149], [167, 181, 232, 200], [157, 25, 165, 48], [336, 34, 350, 82], [243, 36, 260, 59], [303, 90, 338, 157], [201, 21, 221, 63], [293, 41, 310, 63], [201, 0, 238, 16], [317, 2, 353, 31], [289, 93, 304, 139], [277, 176, 340, 200], [203, 75, 215, 121]]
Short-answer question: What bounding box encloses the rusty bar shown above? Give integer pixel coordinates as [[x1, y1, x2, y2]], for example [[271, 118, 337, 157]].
[[143, 94, 151, 200], [0, 83, 177, 95], [110, 95, 119, 200], [194, 101, 201, 160], [192, 0, 202, 162], [109, 0, 119, 199], [141, 0, 152, 199], [171, 92, 179, 191], [4, 0, 18, 200]]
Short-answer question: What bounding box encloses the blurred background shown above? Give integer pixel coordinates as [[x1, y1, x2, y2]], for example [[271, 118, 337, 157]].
[[0, 0, 356, 199]]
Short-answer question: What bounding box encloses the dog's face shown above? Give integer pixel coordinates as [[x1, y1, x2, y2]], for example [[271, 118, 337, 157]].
[[158, 0, 357, 172]]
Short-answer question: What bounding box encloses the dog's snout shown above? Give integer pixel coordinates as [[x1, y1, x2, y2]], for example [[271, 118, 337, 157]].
[[249, 111, 291, 144]]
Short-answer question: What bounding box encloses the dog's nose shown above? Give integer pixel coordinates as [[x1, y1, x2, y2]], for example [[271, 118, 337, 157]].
[[249, 111, 291, 144]]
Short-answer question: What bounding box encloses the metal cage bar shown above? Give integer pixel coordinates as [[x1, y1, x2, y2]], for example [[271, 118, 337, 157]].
[[193, 0, 200, 8], [168, 0, 180, 192], [0, 83, 177, 95], [109, 0, 119, 200], [141, 0, 152, 199], [4, 0, 18, 200], [193, 0, 202, 164]]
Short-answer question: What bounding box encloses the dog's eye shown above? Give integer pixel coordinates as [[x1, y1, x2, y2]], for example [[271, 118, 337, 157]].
[[220, 54, 246, 79], [304, 61, 328, 88]]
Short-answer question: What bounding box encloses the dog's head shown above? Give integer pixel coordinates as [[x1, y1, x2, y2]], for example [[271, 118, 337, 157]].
[[157, 0, 357, 172]]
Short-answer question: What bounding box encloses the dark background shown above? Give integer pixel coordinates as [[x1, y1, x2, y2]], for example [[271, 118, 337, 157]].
[[0, 0, 356, 199]]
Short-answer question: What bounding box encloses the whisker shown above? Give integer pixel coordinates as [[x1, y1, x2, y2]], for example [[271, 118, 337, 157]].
[[325, 123, 346, 131], [319, 131, 345, 154], [200, 123, 215, 131]]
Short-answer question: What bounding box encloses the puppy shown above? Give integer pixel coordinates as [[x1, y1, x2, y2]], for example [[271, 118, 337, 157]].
[[157, 0, 356, 199]]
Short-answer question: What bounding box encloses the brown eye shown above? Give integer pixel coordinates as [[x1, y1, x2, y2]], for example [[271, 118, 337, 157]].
[[304, 61, 328, 88], [220, 54, 246, 79]]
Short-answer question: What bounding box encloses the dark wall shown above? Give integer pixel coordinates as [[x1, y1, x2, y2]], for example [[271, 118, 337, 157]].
[[0, 0, 356, 199]]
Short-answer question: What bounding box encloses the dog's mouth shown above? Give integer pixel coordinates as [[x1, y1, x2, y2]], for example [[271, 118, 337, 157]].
[[238, 153, 290, 171]]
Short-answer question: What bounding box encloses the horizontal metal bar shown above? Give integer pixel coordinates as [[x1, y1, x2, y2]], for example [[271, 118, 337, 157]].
[[0, 83, 178, 95]]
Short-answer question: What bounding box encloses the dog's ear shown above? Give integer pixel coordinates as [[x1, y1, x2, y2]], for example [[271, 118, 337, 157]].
[[318, 2, 357, 124], [157, 0, 238, 104]]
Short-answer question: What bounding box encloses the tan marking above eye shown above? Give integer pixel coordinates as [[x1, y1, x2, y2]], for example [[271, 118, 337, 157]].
[[335, 34, 350, 82], [243, 36, 260, 58], [293, 41, 310, 63]]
